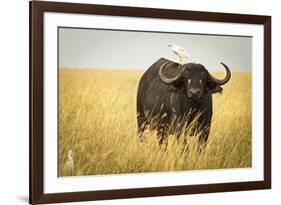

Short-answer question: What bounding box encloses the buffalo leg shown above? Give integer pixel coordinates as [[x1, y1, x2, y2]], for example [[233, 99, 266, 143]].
[[198, 126, 210, 152], [157, 124, 169, 146], [137, 112, 148, 142]]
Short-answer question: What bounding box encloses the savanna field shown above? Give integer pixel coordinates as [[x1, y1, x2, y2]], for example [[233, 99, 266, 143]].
[[59, 68, 252, 176]]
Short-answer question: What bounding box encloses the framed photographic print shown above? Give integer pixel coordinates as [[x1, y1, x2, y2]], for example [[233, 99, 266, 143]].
[[29, 0, 271, 204]]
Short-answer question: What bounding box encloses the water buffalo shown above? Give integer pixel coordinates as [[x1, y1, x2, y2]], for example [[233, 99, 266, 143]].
[[136, 58, 231, 146]]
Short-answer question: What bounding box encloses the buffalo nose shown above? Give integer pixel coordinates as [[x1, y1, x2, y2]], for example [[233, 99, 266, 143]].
[[189, 88, 201, 96]]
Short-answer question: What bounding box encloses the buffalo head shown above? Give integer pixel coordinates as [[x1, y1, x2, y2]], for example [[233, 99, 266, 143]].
[[158, 61, 231, 99]]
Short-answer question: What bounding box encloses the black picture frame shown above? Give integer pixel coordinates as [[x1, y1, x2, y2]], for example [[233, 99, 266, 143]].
[[30, 1, 271, 204]]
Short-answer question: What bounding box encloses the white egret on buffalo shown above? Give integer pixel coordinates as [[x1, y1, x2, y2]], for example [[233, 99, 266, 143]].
[[167, 43, 190, 65]]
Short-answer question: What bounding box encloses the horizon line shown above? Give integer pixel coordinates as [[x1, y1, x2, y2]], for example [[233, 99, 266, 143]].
[[59, 67, 252, 72]]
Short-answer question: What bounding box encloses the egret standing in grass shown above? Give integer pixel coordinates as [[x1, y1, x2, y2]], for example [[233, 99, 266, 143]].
[[65, 150, 74, 174], [167, 43, 190, 66]]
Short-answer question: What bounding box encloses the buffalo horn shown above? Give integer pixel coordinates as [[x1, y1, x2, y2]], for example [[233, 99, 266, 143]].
[[209, 62, 231, 85], [159, 61, 182, 84]]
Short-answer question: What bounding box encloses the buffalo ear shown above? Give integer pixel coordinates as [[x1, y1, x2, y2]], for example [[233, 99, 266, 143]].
[[206, 78, 223, 94]]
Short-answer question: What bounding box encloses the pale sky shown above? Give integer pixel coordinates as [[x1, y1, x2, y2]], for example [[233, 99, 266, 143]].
[[59, 27, 252, 71]]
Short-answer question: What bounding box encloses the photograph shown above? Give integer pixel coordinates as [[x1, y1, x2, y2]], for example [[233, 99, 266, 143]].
[[58, 27, 252, 177], [29, 2, 271, 203]]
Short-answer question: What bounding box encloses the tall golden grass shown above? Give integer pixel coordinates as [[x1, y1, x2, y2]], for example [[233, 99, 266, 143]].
[[59, 68, 251, 176]]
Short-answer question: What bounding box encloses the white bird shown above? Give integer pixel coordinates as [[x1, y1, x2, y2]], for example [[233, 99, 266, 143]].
[[65, 150, 74, 173], [167, 43, 190, 65]]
